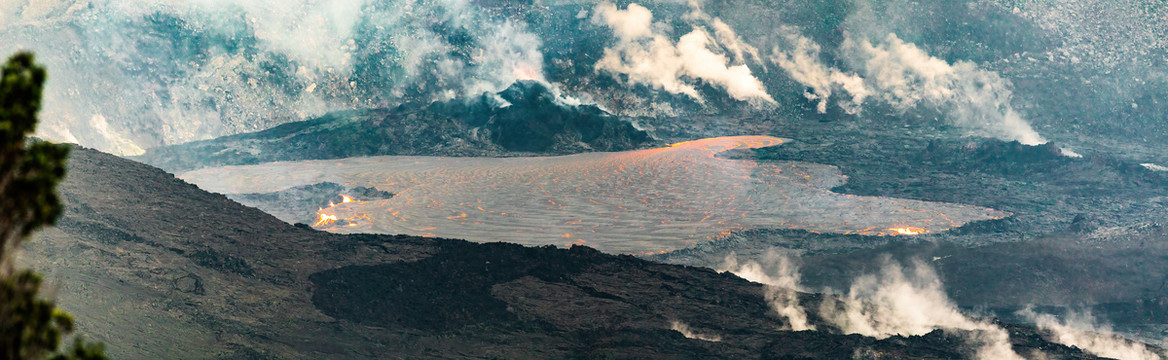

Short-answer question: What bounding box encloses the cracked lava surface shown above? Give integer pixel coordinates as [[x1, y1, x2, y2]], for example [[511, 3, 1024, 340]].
[[179, 136, 1010, 254]]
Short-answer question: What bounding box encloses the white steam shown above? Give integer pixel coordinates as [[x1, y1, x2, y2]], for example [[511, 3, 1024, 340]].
[[843, 33, 1046, 146], [1, 0, 546, 155], [771, 27, 1048, 146], [728, 254, 1024, 360], [89, 114, 145, 156], [721, 252, 815, 331], [592, 2, 774, 105], [1020, 309, 1165, 360], [1142, 163, 1168, 172], [771, 27, 869, 114], [684, 1, 764, 67], [669, 320, 722, 342], [819, 260, 1023, 360]]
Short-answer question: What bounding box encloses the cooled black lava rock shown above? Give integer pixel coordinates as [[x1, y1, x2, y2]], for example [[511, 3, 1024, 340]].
[[308, 243, 605, 330]]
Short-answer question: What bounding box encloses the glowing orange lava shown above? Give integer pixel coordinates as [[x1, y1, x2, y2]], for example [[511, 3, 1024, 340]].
[[888, 227, 926, 235], [315, 194, 360, 228], [182, 136, 1010, 254], [314, 213, 338, 227]]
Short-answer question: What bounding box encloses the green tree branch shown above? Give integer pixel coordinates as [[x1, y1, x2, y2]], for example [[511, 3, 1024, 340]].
[[0, 52, 106, 360]]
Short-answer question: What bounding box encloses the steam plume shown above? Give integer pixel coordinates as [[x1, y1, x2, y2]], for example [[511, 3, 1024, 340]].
[[771, 27, 869, 114], [1020, 308, 1165, 360], [771, 27, 1048, 146], [593, 2, 774, 105], [670, 320, 722, 342], [1142, 163, 1168, 172], [729, 253, 1024, 360], [842, 33, 1046, 145], [721, 252, 814, 331], [818, 259, 1023, 360]]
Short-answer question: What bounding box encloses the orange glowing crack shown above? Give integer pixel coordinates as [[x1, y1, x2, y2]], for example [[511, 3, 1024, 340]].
[[313, 213, 338, 227], [888, 227, 926, 235]]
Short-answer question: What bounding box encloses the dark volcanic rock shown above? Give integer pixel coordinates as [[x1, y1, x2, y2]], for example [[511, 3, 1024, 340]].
[[309, 244, 604, 330], [136, 81, 657, 172]]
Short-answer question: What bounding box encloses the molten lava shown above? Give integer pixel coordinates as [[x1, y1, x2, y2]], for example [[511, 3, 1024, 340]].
[[315, 194, 358, 228], [182, 136, 1010, 254], [889, 227, 926, 235], [314, 213, 338, 227]]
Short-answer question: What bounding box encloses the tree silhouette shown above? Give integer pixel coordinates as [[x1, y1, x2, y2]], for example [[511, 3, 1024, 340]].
[[0, 52, 105, 360]]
